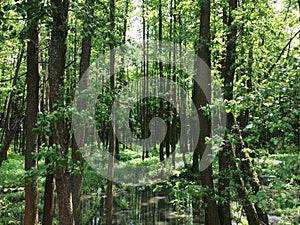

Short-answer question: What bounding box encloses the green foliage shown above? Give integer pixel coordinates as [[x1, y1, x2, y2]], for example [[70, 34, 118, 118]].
[[254, 154, 300, 223], [0, 0, 299, 224], [0, 153, 25, 190]]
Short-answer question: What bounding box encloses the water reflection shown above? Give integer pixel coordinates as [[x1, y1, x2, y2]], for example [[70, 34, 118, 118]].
[[84, 186, 204, 225]]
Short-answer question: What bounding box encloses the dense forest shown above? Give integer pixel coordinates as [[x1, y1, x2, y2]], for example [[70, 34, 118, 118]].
[[0, 0, 299, 224]]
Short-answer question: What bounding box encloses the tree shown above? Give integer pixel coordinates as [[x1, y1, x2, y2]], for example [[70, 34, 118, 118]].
[[218, 0, 267, 224], [24, 0, 39, 223], [218, 0, 235, 223], [106, 0, 116, 223], [48, 0, 73, 224], [71, 0, 94, 224], [0, 45, 24, 167], [192, 0, 221, 224]]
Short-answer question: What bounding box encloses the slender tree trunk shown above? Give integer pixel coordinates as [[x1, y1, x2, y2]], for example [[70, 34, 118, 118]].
[[106, 0, 116, 223], [234, 115, 269, 224], [192, 1, 221, 224], [0, 46, 24, 167], [71, 1, 94, 224], [218, 0, 238, 223], [42, 65, 55, 225], [236, 39, 269, 224], [42, 157, 55, 225], [142, 0, 148, 160], [158, 0, 165, 162], [219, 0, 264, 224], [229, 133, 261, 225], [48, 0, 73, 224], [24, 0, 39, 223]]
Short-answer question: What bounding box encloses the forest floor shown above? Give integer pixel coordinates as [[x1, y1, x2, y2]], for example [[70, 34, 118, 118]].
[[0, 151, 299, 224]]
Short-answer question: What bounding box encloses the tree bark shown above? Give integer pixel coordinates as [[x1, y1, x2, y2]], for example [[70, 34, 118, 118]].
[[234, 115, 269, 224], [42, 157, 55, 225], [229, 131, 261, 225], [71, 1, 94, 224], [24, 0, 39, 223], [218, 0, 237, 223], [48, 0, 73, 224], [192, 1, 221, 224]]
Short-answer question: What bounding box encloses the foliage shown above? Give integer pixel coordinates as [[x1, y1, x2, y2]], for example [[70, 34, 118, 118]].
[[0, 0, 299, 224]]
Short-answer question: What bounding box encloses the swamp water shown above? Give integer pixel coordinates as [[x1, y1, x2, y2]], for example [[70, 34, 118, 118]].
[[82, 186, 203, 225]]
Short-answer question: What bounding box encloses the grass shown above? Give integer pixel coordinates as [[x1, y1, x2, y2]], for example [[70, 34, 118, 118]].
[[0, 153, 25, 191], [0, 150, 299, 224]]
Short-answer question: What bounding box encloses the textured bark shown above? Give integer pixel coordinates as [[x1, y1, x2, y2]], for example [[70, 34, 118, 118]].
[[235, 40, 268, 224], [48, 0, 73, 224], [219, 0, 265, 224], [192, 1, 221, 224], [234, 116, 269, 224], [218, 0, 237, 223], [42, 161, 55, 225], [229, 133, 261, 225], [24, 0, 39, 223]]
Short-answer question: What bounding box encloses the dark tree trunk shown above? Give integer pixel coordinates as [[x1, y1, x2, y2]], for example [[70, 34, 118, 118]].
[[42, 157, 55, 225], [71, 1, 94, 224], [192, 1, 221, 224], [48, 0, 73, 224], [229, 133, 261, 225], [219, 0, 265, 224], [142, 0, 149, 160], [218, 0, 238, 223], [158, 0, 165, 162], [234, 115, 269, 224], [24, 0, 39, 223]]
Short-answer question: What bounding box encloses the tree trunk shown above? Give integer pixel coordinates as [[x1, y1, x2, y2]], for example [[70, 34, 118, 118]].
[[234, 115, 269, 224], [192, 1, 221, 224], [42, 66, 55, 225], [218, 0, 238, 223], [229, 132, 261, 225], [48, 0, 73, 224], [158, 0, 165, 162], [0, 46, 24, 167], [71, 1, 94, 224], [24, 0, 39, 223], [106, 0, 116, 223], [42, 157, 55, 225]]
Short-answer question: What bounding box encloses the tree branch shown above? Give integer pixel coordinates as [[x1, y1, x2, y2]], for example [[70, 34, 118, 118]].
[[267, 30, 300, 75]]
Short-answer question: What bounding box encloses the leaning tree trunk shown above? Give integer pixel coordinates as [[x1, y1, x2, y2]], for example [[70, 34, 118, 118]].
[[24, 0, 39, 223], [48, 0, 73, 224], [219, 0, 264, 224], [229, 132, 261, 225], [234, 115, 269, 224]]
